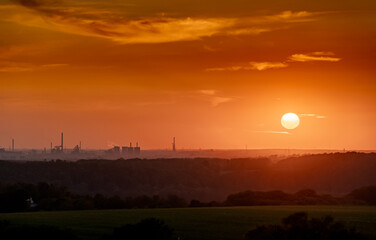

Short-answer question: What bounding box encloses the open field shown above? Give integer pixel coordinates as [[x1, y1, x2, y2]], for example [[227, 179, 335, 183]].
[[0, 206, 375, 240]]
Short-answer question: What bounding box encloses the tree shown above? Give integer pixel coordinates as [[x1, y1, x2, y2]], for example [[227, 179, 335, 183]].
[[102, 218, 176, 240], [0, 220, 79, 240], [245, 212, 368, 240], [347, 186, 376, 205]]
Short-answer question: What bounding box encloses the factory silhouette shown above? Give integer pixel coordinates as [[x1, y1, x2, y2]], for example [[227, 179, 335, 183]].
[[106, 142, 141, 155], [1, 133, 348, 161], [50, 132, 143, 156], [0, 132, 183, 161]]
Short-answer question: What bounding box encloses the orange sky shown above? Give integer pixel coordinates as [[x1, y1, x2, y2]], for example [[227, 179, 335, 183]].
[[0, 0, 375, 150]]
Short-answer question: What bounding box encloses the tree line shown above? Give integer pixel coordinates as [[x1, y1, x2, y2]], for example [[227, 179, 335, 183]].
[[0, 152, 375, 201], [0, 182, 375, 213], [0, 182, 187, 212]]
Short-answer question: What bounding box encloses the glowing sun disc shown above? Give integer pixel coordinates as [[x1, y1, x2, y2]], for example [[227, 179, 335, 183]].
[[281, 113, 300, 129]]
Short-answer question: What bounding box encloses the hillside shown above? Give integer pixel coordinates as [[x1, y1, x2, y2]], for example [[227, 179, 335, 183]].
[[0, 152, 375, 201]]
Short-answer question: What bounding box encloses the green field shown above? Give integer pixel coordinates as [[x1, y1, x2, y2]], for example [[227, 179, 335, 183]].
[[0, 206, 375, 240]]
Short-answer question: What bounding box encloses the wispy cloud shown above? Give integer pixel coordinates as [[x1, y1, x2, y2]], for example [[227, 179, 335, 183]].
[[255, 130, 292, 135], [300, 113, 316, 117], [288, 52, 341, 62], [2, 1, 322, 44], [274, 11, 315, 21], [206, 51, 340, 72], [210, 96, 234, 107], [197, 89, 217, 95], [311, 51, 336, 56], [135, 100, 176, 106], [206, 61, 288, 72], [300, 113, 327, 119], [197, 89, 236, 107], [249, 62, 289, 71], [0, 61, 68, 72]]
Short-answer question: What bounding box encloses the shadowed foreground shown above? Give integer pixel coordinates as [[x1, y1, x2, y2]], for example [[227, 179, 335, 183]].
[[0, 206, 375, 240], [245, 212, 368, 240]]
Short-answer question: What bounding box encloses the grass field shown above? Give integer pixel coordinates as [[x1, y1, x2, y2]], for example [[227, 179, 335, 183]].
[[0, 206, 375, 240]]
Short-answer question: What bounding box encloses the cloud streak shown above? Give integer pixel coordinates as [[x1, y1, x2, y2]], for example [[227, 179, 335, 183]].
[[210, 96, 234, 107], [288, 52, 341, 62], [255, 130, 292, 135], [206, 62, 288, 72], [0, 61, 68, 72], [3, 1, 322, 44], [206, 52, 341, 72], [197, 89, 236, 106], [300, 113, 327, 119]]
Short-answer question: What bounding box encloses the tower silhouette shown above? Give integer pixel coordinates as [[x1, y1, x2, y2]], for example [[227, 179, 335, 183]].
[[172, 137, 176, 152]]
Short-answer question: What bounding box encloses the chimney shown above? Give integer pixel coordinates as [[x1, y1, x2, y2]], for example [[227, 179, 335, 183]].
[[61, 132, 64, 152]]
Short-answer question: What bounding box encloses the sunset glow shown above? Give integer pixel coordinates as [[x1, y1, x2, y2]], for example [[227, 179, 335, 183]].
[[0, 0, 375, 150]]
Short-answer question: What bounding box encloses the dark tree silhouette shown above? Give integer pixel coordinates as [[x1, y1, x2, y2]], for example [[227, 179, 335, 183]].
[[101, 218, 176, 240], [0, 220, 79, 240], [347, 186, 376, 205], [245, 212, 368, 240]]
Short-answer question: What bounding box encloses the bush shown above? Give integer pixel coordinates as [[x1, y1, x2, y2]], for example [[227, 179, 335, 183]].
[[245, 212, 368, 240], [101, 218, 177, 240], [0, 220, 79, 240], [347, 186, 376, 205]]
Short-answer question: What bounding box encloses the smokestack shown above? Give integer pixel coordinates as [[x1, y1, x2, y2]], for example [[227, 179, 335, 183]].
[[172, 137, 176, 152], [130, 142, 132, 148], [12, 138, 14, 152], [50, 142, 52, 153], [80, 141, 82, 150], [61, 132, 64, 152]]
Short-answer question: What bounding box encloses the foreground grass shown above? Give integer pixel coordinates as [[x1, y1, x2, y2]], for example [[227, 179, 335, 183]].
[[0, 206, 375, 240]]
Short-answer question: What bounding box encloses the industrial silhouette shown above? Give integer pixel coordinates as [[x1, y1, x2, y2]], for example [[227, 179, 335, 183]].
[[107, 142, 141, 156], [51, 132, 64, 153]]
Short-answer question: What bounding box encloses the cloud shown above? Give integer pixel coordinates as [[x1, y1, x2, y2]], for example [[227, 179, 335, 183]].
[[288, 52, 341, 62], [210, 96, 234, 107], [0, 4, 19, 10], [300, 113, 316, 117], [197, 89, 217, 95], [206, 51, 340, 72], [0, 62, 34, 72], [0, 61, 68, 72], [196, 89, 235, 106], [249, 62, 289, 71], [135, 100, 176, 106], [255, 130, 291, 135], [300, 113, 327, 119], [271, 11, 317, 22], [3, 2, 322, 44], [11, 0, 58, 8], [2, 10, 265, 43], [206, 61, 288, 72], [311, 51, 336, 56]]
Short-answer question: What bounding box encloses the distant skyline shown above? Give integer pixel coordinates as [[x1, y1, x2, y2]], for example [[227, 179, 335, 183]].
[[0, 0, 375, 150]]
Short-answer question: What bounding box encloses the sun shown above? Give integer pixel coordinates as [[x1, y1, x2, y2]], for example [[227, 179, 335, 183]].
[[281, 113, 300, 130]]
